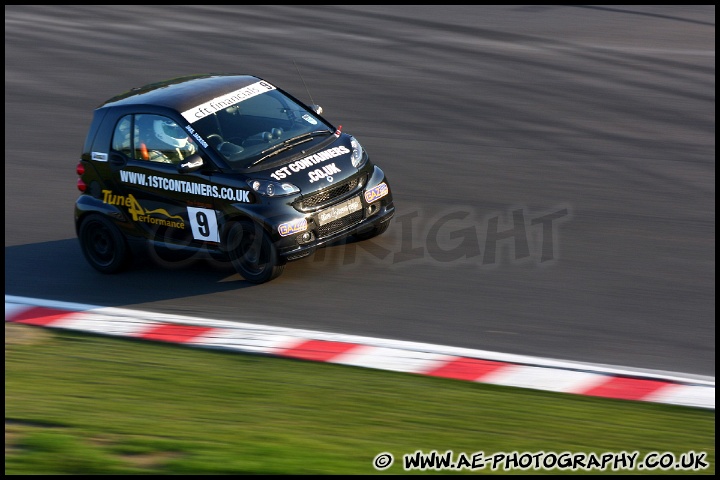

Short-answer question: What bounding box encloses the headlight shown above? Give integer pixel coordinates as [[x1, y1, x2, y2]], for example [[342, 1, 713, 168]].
[[247, 179, 300, 197], [350, 136, 367, 168]]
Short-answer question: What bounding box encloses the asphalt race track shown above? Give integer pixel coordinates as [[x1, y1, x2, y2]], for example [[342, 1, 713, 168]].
[[5, 6, 715, 378]]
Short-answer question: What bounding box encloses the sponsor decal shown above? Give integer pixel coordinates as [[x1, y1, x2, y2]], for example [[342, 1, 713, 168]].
[[102, 190, 185, 229], [179, 157, 203, 169], [308, 163, 340, 183], [269, 146, 350, 181], [364, 182, 389, 203], [317, 196, 362, 226], [302, 114, 318, 125], [278, 218, 308, 237], [181, 81, 276, 123], [91, 152, 108, 162], [119, 170, 250, 202], [183, 125, 208, 148]]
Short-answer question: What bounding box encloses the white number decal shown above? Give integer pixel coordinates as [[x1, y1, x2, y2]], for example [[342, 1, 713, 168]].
[[187, 207, 219, 242]]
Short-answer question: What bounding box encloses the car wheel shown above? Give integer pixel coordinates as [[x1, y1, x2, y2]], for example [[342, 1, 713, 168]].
[[226, 220, 285, 283], [78, 213, 131, 274], [353, 220, 390, 241]]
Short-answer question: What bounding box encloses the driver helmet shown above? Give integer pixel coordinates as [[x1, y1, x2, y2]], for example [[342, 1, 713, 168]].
[[154, 119, 190, 149]]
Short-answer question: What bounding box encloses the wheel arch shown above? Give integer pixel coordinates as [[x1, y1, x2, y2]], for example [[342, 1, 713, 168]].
[[218, 209, 275, 251], [74, 196, 146, 256]]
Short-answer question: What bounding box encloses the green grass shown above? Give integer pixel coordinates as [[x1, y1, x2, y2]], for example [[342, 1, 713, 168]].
[[4, 324, 714, 474]]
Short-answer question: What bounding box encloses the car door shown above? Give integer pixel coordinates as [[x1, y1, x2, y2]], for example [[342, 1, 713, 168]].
[[107, 113, 220, 249]]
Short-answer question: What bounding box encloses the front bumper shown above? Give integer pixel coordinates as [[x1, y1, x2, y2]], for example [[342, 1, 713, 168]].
[[278, 201, 395, 261], [272, 166, 394, 262]]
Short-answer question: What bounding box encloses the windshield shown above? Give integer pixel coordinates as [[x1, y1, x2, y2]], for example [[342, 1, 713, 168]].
[[191, 88, 333, 168]]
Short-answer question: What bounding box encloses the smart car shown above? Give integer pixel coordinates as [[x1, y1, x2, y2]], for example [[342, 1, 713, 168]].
[[74, 74, 394, 283]]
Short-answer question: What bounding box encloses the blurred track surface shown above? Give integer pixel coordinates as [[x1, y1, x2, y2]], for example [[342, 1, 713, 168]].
[[5, 6, 715, 376]]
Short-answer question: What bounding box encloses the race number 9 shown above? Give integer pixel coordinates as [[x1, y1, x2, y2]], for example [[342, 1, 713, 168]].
[[187, 207, 220, 242]]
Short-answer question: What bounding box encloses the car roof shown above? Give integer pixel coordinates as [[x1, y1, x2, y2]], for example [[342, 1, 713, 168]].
[[98, 74, 264, 112]]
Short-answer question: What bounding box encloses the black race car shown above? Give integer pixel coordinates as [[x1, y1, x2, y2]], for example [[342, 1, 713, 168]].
[[74, 74, 394, 283]]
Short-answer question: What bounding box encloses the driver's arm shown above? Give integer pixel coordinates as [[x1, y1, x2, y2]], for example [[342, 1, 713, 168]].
[[147, 149, 173, 163]]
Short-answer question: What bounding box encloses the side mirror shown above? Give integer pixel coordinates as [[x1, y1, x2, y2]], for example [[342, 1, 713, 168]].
[[177, 153, 204, 173], [309, 104, 323, 115]]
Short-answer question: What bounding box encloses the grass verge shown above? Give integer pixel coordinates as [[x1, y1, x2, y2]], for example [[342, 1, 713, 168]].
[[5, 323, 714, 474]]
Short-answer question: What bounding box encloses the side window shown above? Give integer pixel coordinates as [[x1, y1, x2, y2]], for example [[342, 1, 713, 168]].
[[133, 114, 199, 164], [111, 115, 133, 157]]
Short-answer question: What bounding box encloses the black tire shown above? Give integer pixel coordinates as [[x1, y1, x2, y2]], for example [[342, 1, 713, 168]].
[[353, 220, 390, 241], [226, 220, 285, 283], [78, 213, 131, 274]]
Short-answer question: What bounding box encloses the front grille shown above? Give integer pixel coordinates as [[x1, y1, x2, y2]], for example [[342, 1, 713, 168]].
[[316, 210, 364, 238], [294, 177, 360, 211]]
